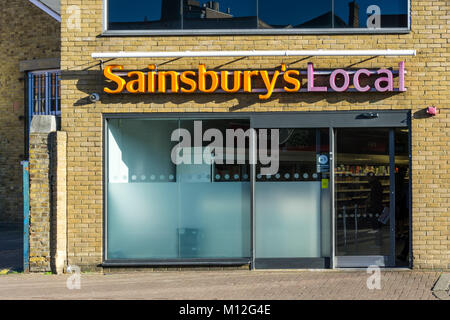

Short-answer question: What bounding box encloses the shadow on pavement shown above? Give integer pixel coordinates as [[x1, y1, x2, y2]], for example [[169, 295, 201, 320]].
[[0, 223, 23, 272]]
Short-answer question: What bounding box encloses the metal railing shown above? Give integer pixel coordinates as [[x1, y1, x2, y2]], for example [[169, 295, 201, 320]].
[[27, 70, 61, 129]]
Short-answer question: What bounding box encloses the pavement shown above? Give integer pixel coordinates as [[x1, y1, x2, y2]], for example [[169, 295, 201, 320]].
[[0, 270, 446, 300], [0, 223, 447, 300]]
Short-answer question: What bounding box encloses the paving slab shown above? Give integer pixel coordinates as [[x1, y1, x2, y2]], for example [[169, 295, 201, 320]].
[[0, 271, 441, 300], [432, 273, 450, 300]]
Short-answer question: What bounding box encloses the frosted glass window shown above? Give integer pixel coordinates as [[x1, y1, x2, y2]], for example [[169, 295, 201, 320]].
[[106, 118, 251, 260], [255, 128, 330, 259], [255, 181, 322, 257]]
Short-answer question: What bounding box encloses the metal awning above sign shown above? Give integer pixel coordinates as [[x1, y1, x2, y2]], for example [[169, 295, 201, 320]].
[[92, 49, 416, 59]]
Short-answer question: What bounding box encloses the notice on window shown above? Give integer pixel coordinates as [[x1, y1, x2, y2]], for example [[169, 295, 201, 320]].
[[317, 154, 329, 173]]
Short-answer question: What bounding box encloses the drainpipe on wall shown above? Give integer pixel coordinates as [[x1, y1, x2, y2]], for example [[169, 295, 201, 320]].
[[21, 160, 30, 272]]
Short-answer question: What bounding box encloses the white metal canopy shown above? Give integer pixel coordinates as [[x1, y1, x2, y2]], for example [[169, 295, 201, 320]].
[[92, 50, 416, 59]]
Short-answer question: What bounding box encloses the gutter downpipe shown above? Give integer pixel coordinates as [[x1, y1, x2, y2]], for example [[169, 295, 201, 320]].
[[21, 160, 30, 272]]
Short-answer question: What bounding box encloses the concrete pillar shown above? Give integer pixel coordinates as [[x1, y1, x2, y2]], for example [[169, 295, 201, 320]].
[[50, 131, 67, 274]]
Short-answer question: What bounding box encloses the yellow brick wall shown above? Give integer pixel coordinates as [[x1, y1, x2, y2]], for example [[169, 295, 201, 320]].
[[29, 132, 52, 272], [60, 0, 449, 270], [0, 0, 60, 223], [28, 130, 67, 273]]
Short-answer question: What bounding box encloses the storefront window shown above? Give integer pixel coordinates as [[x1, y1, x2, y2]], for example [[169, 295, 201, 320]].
[[105, 112, 410, 267], [106, 118, 251, 260], [106, 0, 409, 32], [255, 128, 331, 261]]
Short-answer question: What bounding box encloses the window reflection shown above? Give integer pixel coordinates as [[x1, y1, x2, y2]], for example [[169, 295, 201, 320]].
[[108, 0, 182, 30], [107, 0, 408, 30], [183, 0, 257, 29], [258, 0, 332, 29], [334, 0, 408, 28]]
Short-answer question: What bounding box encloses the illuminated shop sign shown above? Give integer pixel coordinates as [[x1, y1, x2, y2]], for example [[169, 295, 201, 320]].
[[103, 62, 406, 100]]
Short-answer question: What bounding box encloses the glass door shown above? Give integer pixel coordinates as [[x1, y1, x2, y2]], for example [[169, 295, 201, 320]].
[[334, 128, 396, 267], [254, 128, 332, 269]]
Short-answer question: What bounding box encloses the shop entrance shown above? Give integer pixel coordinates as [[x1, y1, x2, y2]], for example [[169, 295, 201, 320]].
[[334, 128, 410, 267], [104, 111, 411, 269]]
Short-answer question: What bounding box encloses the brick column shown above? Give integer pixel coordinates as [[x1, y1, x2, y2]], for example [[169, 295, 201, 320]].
[[29, 132, 52, 271], [28, 115, 67, 273]]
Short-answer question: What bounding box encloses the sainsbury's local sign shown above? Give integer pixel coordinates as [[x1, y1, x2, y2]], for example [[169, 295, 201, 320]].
[[103, 62, 406, 100]]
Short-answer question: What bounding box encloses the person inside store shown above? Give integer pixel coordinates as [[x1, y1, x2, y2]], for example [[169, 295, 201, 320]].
[[366, 172, 384, 231]]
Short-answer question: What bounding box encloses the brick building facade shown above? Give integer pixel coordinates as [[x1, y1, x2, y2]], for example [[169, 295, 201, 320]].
[[4, 1, 448, 272], [57, 0, 449, 271], [0, 0, 60, 223]]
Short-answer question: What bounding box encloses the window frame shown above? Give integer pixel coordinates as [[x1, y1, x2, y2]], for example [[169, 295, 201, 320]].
[[102, 0, 411, 36]]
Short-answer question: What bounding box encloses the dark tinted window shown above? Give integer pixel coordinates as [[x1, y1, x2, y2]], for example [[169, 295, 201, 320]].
[[107, 0, 408, 31], [108, 0, 182, 30], [258, 0, 332, 29], [334, 0, 408, 28], [183, 0, 257, 29]]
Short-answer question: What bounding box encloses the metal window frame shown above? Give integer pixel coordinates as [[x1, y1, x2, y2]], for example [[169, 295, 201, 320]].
[[102, 110, 410, 268], [407, 117, 413, 269], [389, 128, 396, 266], [25, 69, 61, 159], [102, 0, 411, 36], [102, 114, 254, 267], [27, 70, 62, 121]]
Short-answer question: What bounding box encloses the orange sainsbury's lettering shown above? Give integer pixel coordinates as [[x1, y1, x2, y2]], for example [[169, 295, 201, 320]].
[[158, 71, 179, 93], [198, 64, 219, 93], [104, 65, 126, 94], [180, 71, 197, 93], [259, 70, 280, 100], [126, 71, 146, 93], [220, 71, 241, 93], [243, 70, 259, 93], [283, 70, 301, 92], [147, 64, 157, 93]]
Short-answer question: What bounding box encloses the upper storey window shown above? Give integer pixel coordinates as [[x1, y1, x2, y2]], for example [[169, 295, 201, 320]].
[[105, 0, 409, 34]]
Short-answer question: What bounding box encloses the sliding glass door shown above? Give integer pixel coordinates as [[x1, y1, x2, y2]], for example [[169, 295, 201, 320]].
[[334, 127, 410, 267], [254, 128, 332, 268]]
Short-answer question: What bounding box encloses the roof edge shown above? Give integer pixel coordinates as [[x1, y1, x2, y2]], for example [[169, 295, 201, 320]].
[[28, 0, 61, 22]]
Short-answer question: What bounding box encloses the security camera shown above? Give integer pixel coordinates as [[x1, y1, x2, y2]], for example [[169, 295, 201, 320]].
[[89, 93, 100, 102]]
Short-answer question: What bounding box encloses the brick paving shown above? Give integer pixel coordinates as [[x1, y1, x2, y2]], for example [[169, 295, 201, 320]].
[[0, 271, 442, 300]]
